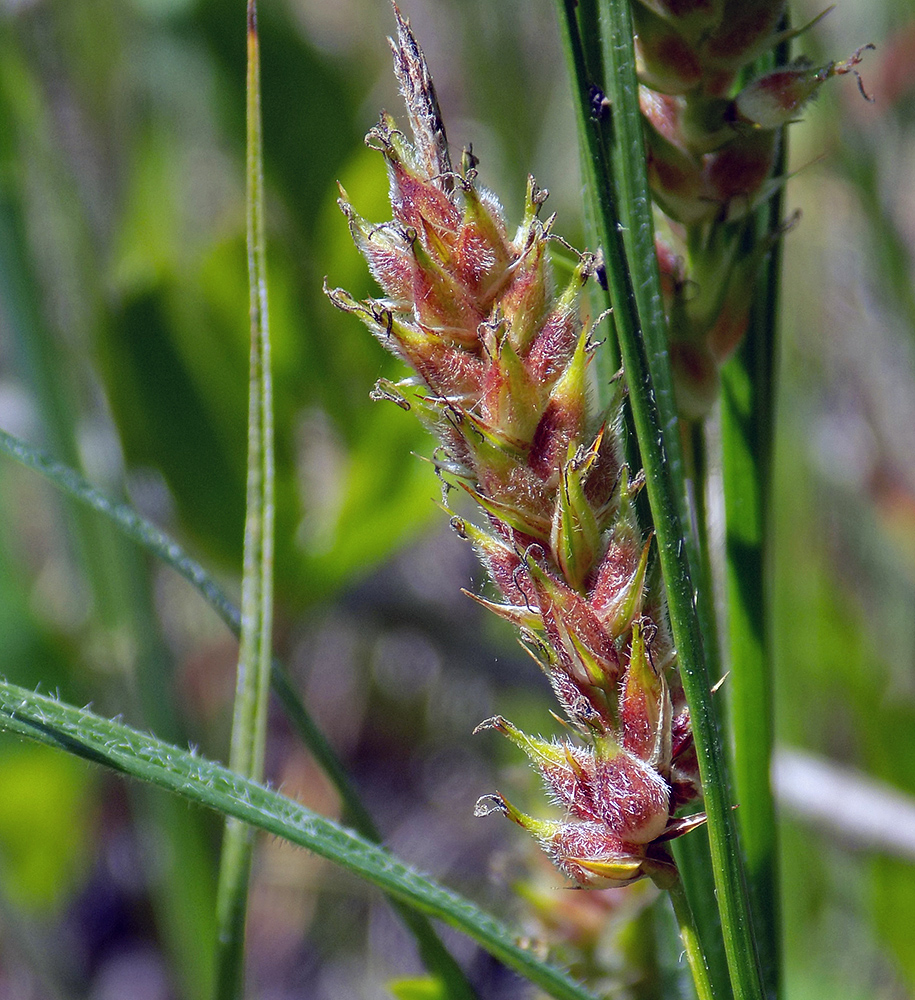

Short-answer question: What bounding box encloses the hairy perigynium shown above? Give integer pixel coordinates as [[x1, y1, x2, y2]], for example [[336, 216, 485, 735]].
[[328, 7, 703, 890]]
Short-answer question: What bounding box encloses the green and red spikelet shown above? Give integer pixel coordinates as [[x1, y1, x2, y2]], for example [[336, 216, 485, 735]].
[[328, 7, 703, 890], [634, 0, 873, 416]]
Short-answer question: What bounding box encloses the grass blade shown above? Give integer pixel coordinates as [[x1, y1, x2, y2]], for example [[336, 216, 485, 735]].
[[212, 5, 275, 994], [719, 27, 792, 998], [0, 680, 599, 1000], [0, 427, 479, 996], [720, 312, 778, 997], [552, 2, 765, 997], [719, 146, 785, 1000]]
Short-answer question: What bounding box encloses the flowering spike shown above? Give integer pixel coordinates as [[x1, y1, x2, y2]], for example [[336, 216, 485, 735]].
[[631, 1, 872, 415], [331, 9, 704, 893]]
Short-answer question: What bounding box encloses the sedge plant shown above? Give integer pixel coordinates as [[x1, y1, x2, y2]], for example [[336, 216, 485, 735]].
[[0, 1, 877, 999], [330, 3, 870, 998]]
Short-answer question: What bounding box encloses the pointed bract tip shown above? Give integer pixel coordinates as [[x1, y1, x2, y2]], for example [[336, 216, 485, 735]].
[[387, 0, 453, 188]]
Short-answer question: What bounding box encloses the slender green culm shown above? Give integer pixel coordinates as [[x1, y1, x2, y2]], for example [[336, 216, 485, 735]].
[[213, 5, 274, 995], [553, 2, 764, 998], [721, 127, 787, 1000], [667, 874, 717, 1000], [0, 680, 600, 1000]]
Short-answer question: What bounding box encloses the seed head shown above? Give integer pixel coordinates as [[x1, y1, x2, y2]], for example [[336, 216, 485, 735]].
[[330, 5, 703, 890]]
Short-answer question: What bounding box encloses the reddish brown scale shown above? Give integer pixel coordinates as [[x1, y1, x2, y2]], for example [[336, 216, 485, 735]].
[[669, 713, 701, 806], [434, 418, 475, 475], [537, 743, 602, 821], [475, 544, 527, 606], [671, 709, 697, 769], [654, 0, 716, 19], [670, 765, 702, 808], [478, 348, 541, 446], [668, 341, 717, 398], [640, 90, 687, 149], [707, 295, 751, 363], [532, 572, 623, 689], [703, 1, 786, 70], [387, 159, 462, 247], [649, 156, 700, 208], [640, 31, 703, 93], [400, 337, 482, 401], [474, 462, 556, 535], [353, 227, 417, 306], [588, 538, 643, 627], [451, 217, 514, 304], [547, 669, 615, 732], [701, 68, 739, 98], [450, 236, 503, 299], [582, 432, 623, 522], [527, 399, 582, 482], [593, 752, 670, 844], [525, 301, 582, 386], [499, 237, 550, 353], [655, 236, 685, 306], [409, 254, 486, 343], [703, 132, 777, 205], [619, 683, 657, 764]]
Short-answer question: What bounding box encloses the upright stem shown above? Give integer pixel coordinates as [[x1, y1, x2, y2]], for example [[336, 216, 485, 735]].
[[720, 25, 792, 998], [213, 4, 274, 996], [720, 191, 784, 1000], [667, 873, 718, 1000], [553, 2, 765, 998]]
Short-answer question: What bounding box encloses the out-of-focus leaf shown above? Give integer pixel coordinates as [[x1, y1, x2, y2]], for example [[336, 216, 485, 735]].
[[0, 740, 94, 912], [388, 976, 448, 1000]]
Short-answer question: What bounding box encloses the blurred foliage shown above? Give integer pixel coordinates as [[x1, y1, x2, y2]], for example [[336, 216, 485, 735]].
[[0, 0, 913, 997]]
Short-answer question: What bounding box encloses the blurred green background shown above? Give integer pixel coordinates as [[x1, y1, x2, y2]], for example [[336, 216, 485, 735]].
[[0, 0, 914, 997]]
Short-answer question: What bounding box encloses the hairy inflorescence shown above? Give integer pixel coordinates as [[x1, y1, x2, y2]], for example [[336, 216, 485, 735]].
[[635, 0, 873, 416], [328, 6, 704, 891]]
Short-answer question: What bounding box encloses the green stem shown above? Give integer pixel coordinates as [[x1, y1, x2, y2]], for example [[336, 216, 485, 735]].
[[553, 2, 765, 998], [213, 6, 274, 994], [720, 27, 791, 999], [720, 173, 784, 1000], [667, 874, 717, 1000]]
